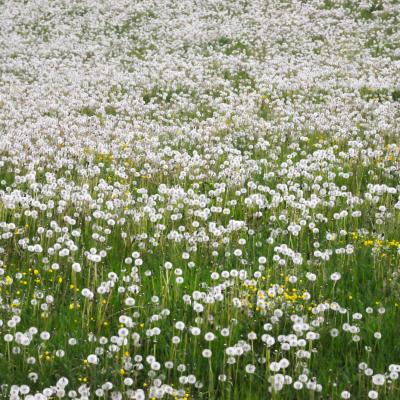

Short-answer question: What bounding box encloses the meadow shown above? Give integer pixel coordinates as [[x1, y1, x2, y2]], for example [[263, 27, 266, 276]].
[[0, 0, 399, 398]]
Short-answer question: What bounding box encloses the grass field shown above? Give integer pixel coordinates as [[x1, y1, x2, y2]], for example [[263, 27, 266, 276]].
[[0, 0, 399, 399]]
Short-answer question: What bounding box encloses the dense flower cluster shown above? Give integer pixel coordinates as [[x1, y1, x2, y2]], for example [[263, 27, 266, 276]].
[[0, 0, 399, 399]]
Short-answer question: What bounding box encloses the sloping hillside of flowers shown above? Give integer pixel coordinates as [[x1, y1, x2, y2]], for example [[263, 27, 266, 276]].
[[0, 0, 399, 398]]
